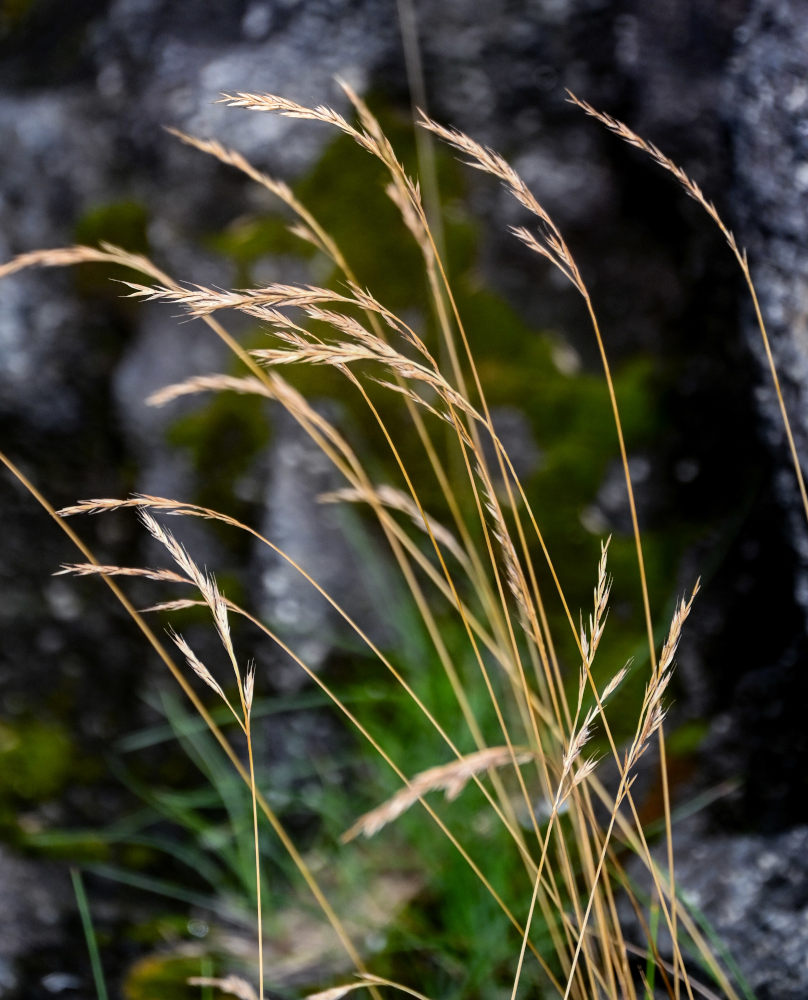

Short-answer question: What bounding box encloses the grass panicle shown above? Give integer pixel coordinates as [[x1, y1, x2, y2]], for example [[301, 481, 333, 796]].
[[2, 85, 791, 1000]]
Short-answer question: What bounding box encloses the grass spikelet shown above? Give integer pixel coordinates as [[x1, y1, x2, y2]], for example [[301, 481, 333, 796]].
[[319, 484, 470, 570], [140, 598, 202, 613], [218, 92, 372, 151], [146, 374, 275, 407], [417, 112, 583, 292], [56, 562, 188, 586], [563, 755, 600, 802], [565, 93, 738, 254], [137, 510, 214, 602], [118, 279, 343, 314], [624, 581, 700, 774], [657, 583, 700, 677], [0, 243, 163, 281], [167, 627, 228, 703], [166, 128, 295, 204], [244, 659, 256, 714], [343, 746, 534, 842], [187, 976, 258, 1000]]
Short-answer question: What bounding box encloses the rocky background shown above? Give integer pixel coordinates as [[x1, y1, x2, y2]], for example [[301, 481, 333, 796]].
[[1, 0, 807, 997]]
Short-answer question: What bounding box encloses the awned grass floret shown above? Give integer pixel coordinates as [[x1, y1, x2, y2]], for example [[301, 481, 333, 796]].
[[3, 83, 799, 999]]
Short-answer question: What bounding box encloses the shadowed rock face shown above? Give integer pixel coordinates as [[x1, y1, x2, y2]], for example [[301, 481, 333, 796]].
[[673, 825, 808, 1000], [1, 0, 808, 991], [622, 818, 808, 1000], [728, 0, 808, 605]]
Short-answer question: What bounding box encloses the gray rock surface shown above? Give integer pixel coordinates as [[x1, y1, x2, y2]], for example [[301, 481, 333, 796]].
[[634, 822, 808, 1000], [726, 0, 808, 615], [0, 848, 71, 994], [2, 0, 808, 991]]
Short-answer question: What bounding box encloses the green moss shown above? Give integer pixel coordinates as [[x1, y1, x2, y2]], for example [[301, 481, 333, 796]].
[[128, 914, 192, 946], [124, 953, 217, 1000], [0, 718, 73, 801], [206, 215, 307, 287], [667, 718, 710, 756], [75, 199, 150, 254], [73, 199, 150, 297]]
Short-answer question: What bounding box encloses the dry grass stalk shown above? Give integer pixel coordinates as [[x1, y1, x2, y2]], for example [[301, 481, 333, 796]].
[[253, 342, 388, 368], [147, 374, 275, 407], [337, 80, 433, 275], [137, 511, 216, 604], [250, 340, 479, 427], [244, 659, 256, 713], [386, 180, 433, 262], [56, 562, 187, 586], [58, 495, 204, 518], [319, 484, 470, 570], [305, 975, 432, 1000], [129, 511, 243, 696], [166, 127, 294, 204], [562, 707, 599, 781], [471, 457, 539, 656], [370, 377, 469, 437], [558, 662, 627, 802], [418, 110, 703, 996], [120, 273, 433, 367], [417, 113, 583, 293], [119, 278, 347, 314], [141, 598, 202, 613], [58, 492, 527, 823], [219, 88, 421, 228], [166, 128, 338, 262], [562, 536, 623, 784], [219, 92, 378, 156], [657, 582, 700, 679], [343, 746, 534, 842], [569, 87, 808, 540], [3, 87, 739, 1000], [559, 577, 700, 1000], [343, 86, 417, 197], [0, 242, 166, 282], [306, 987, 357, 1000], [566, 93, 738, 256], [305, 304, 435, 367]]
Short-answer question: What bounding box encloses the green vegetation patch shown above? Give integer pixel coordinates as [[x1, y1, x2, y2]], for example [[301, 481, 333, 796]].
[[0, 718, 74, 802]]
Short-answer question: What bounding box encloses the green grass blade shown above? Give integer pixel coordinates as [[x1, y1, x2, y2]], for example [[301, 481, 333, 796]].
[[70, 867, 109, 1000]]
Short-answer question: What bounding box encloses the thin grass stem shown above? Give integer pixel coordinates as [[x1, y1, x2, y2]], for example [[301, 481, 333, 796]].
[[69, 868, 109, 1000]]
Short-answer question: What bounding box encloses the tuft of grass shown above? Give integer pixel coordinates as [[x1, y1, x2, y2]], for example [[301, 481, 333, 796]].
[[4, 83, 800, 999]]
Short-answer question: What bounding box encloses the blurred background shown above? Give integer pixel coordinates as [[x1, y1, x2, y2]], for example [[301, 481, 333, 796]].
[[1, 0, 808, 997]]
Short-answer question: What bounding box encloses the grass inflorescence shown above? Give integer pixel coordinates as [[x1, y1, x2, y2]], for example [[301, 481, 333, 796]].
[[3, 82, 797, 999]]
